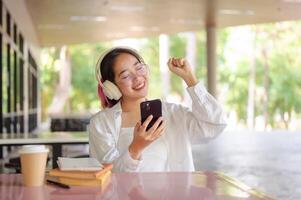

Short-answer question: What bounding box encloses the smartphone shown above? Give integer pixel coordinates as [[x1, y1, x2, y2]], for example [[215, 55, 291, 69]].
[[140, 99, 162, 131]]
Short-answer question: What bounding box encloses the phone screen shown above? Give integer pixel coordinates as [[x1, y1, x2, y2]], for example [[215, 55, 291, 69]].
[[140, 99, 162, 131]]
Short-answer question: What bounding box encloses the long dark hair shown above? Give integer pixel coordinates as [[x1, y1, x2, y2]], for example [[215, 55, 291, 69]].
[[97, 47, 145, 108]]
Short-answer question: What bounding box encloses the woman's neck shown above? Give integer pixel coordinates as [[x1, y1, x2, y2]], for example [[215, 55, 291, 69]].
[[121, 97, 146, 112]]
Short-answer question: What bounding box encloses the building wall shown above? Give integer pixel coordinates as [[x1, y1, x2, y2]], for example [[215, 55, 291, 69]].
[[1, 0, 41, 135]]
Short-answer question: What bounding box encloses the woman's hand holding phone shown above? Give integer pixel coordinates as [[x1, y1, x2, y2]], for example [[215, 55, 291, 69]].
[[128, 115, 166, 160]]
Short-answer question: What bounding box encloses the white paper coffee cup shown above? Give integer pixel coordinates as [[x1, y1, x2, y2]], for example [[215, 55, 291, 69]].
[[19, 145, 49, 187]]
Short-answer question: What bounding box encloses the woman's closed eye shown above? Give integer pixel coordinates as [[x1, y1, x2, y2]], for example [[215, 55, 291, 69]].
[[121, 74, 130, 80], [136, 64, 146, 73], [136, 66, 143, 71]]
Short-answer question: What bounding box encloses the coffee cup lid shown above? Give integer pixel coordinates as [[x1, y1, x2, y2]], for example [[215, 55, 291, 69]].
[[19, 145, 49, 154]]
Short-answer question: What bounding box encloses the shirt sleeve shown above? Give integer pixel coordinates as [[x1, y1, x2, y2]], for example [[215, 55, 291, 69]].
[[175, 82, 227, 144], [88, 117, 142, 172]]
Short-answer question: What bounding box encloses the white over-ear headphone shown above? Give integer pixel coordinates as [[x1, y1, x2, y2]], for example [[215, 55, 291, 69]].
[[96, 48, 122, 100], [101, 79, 122, 100]]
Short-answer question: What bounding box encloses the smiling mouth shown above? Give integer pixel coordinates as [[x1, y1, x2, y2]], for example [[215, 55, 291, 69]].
[[133, 82, 145, 90]]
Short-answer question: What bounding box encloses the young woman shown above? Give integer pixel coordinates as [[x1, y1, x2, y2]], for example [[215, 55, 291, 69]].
[[89, 47, 226, 172]]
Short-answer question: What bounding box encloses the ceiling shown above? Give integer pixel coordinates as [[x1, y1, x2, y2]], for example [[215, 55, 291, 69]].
[[25, 0, 301, 47]]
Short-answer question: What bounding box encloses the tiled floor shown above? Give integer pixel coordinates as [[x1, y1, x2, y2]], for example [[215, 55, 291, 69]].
[[192, 131, 301, 200]]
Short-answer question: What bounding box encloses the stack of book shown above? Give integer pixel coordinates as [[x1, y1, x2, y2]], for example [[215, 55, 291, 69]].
[[48, 157, 113, 186]]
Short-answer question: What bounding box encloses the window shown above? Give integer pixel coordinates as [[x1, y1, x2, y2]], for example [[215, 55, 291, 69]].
[[28, 51, 38, 132], [1, 2, 39, 134], [0, 33, 2, 131]]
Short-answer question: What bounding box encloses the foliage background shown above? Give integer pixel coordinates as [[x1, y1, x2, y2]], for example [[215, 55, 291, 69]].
[[40, 21, 301, 130]]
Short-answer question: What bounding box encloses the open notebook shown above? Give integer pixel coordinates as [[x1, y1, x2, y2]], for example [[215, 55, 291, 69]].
[[57, 157, 104, 171]]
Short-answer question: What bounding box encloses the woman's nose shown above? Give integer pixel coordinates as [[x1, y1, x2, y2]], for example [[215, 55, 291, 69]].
[[132, 74, 139, 82], [132, 71, 140, 80]]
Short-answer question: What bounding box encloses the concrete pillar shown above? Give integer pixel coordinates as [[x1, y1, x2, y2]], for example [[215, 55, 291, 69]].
[[206, 25, 217, 98]]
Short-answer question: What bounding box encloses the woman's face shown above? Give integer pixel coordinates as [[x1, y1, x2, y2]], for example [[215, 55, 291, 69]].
[[113, 53, 149, 100]]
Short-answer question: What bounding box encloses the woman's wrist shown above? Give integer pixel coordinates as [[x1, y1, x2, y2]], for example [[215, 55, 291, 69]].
[[184, 73, 198, 87], [128, 143, 142, 160]]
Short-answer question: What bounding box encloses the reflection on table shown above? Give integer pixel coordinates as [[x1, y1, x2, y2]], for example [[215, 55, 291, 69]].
[[0, 171, 275, 200]]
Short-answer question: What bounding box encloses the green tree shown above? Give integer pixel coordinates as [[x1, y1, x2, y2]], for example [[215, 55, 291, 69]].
[[40, 48, 60, 120], [195, 31, 207, 83], [169, 33, 187, 97], [69, 43, 110, 111], [139, 37, 161, 99]]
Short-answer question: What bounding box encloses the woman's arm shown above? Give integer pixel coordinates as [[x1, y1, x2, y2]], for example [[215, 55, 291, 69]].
[[182, 83, 227, 143], [167, 58, 227, 143], [89, 108, 166, 172], [128, 115, 166, 160], [88, 117, 141, 172]]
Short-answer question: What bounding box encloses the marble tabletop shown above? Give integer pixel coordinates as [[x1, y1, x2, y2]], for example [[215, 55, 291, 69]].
[[0, 171, 275, 200]]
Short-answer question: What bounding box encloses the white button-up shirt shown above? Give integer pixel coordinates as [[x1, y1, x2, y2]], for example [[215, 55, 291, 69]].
[[88, 82, 227, 172]]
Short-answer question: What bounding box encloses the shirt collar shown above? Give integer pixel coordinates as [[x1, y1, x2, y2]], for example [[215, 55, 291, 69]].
[[111, 101, 122, 117]]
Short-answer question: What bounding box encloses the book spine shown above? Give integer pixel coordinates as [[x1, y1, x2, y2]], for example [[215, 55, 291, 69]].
[[58, 171, 111, 186]]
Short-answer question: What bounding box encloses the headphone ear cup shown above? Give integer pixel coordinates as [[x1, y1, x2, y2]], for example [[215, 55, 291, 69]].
[[102, 80, 122, 100]]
